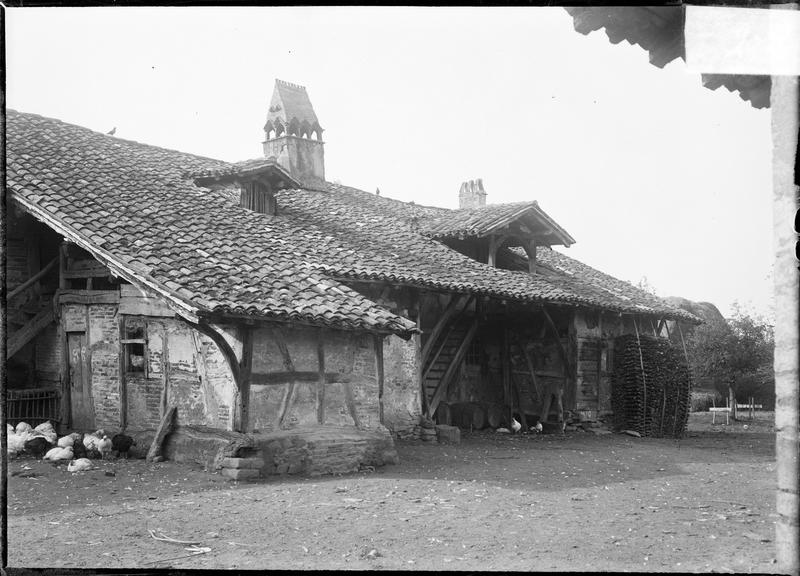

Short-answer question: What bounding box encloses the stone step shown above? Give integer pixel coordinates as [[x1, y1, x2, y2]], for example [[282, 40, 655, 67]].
[[435, 424, 460, 444], [220, 456, 265, 470], [220, 468, 261, 481]]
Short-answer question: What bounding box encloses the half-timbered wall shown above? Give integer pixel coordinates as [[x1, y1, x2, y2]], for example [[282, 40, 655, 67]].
[[247, 326, 385, 433], [58, 295, 238, 433]]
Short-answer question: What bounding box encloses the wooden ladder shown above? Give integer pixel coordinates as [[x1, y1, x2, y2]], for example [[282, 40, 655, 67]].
[[423, 316, 479, 417]]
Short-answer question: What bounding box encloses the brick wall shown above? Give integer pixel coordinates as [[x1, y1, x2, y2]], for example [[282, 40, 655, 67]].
[[88, 305, 122, 430]]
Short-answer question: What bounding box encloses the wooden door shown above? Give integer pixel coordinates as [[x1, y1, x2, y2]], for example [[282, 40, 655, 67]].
[[68, 332, 95, 430]]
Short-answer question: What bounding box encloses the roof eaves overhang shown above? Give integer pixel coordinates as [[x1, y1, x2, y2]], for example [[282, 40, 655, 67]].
[[11, 193, 203, 324], [478, 204, 576, 247]]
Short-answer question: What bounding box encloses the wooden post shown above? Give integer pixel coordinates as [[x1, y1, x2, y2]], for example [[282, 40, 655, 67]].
[[58, 243, 68, 289], [239, 326, 253, 433], [374, 335, 385, 425], [317, 330, 326, 425], [522, 238, 538, 275], [146, 405, 176, 462], [632, 316, 647, 432], [487, 234, 508, 268], [274, 327, 297, 429], [160, 326, 170, 419], [502, 327, 511, 424], [118, 317, 127, 431]]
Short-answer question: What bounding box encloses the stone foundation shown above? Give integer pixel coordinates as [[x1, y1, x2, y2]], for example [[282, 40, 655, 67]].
[[162, 425, 255, 471], [254, 425, 399, 477]]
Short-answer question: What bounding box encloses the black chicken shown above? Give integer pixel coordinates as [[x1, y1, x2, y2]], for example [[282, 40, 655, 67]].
[[72, 435, 87, 459], [23, 437, 52, 458], [112, 434, 136, 458]]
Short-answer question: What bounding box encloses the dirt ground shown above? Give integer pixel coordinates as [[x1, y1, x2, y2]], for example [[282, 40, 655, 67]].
[[6, 412, 778, 572]]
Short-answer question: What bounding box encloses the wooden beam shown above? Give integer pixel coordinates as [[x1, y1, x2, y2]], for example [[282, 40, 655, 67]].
[[428, 319, 478, 416], [239, 327, 254, 433], [522, 239, 537, 275], [8, 255, 57, 300], [487, 234, 509, 268], [191, 330, 219, 428], [273, 326, 298, 429], [632, 315, 647, 429], [119, 317, 127, 431], [422, 295, 474, 381], [146, 405, 176, 462], [55, 289, 120, 305], [251, 371, 353, 385], [160, 324, 170, 419], [317, 330, 326, 424], [502, 327, 512, 425], [58, 243, 67, 290], [374, 335, 385, 425]]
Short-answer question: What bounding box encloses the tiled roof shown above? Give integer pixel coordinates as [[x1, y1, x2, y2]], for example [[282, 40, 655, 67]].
[[6, 110, 416, 336], [276, 186, 700, 321], [507, 247, 701, 322], [419, 201, 576, 246], [7, 109, 699, 327]]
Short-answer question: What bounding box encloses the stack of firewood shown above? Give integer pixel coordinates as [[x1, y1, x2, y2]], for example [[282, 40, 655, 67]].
[[612, 334, 691, 438]]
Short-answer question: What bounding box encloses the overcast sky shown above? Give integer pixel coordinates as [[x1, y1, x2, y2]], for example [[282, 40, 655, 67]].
[[5, 7, 774, 320]]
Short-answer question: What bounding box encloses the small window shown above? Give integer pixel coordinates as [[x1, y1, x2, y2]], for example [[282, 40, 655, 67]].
[[121, 317, 147, 376]]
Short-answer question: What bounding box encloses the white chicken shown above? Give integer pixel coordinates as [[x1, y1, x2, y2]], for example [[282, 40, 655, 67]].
[[43, 446, 73, 461], [511, 417, 522, 433], [57, 435, 75, 448], [15, 422, 32, 435], [67, 458, 94, 472], [533, 422, 543, 433], [83, 430, 103, 450], [7, 431, 27, 456], [97, 436, 113, 459]]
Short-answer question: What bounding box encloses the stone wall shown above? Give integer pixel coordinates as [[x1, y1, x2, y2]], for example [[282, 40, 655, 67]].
[[382, 334, 422, 438]]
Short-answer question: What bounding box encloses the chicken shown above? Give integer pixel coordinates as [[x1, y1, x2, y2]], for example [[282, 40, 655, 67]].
[[15, 422, 32, 435], [67, 458, 94, 472], [57, 435, 75, 448], [83, 431, 102, 451], [24, 436, 53, 458], [511, 417, 522, 433], [7, 432, 27, 456], [112, 434, 136, 458], [533, 422, 543, 433], [71, 436, 87, 459], [97, 436, 113, 459], [43, 446, 73, 461]]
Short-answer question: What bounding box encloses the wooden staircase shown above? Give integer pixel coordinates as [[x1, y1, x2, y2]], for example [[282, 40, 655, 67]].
[[7, 297, 55, 359], [422, 315, 479, 417]]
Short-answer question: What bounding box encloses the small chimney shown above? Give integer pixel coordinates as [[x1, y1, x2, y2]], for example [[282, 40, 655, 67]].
[[459, 178, 487, 209]]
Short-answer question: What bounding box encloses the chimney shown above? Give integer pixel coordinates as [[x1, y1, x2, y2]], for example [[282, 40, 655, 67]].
[[262, 80, 325, 185], [459, 178, 487, 209]]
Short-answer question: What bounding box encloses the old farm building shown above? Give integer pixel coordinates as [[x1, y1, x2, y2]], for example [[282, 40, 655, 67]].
[[5, 80, 699, 475]]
